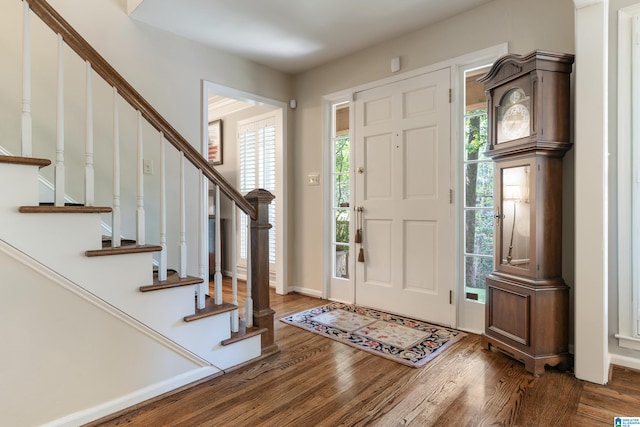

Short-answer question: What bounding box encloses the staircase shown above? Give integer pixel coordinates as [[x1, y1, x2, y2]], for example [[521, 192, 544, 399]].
[[0, 160, 267, 425], [0, 155, 263, 368], [0, 1, 276, 426]]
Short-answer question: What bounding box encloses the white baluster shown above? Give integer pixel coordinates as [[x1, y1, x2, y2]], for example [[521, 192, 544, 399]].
[[214, 186, 223, 305], [179, 152, 187, 278], [54, 34, 65, 207], [21, 2, 32, 157], [136, 111, 145, 245], [84, 61, 94, 206], [245, 213, 253, 328], [196, 170, 206, 310], [231, 203, 239, 332], [158, 133, 167, 281], [112, 88, 121, 247]]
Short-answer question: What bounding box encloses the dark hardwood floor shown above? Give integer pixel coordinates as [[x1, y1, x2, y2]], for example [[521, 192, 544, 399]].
[[92, 282, 640, 426]]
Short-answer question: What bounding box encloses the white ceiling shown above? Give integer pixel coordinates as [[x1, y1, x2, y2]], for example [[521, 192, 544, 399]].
[[130, 0, 493, 74]]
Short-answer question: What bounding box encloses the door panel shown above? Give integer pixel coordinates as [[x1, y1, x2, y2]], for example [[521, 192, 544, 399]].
[[404, 220, 436, 291], [404, 126, 437, 198], [355, 68, 453, 326], [364, 133, 393, 199], [364, 219, 392, 284]]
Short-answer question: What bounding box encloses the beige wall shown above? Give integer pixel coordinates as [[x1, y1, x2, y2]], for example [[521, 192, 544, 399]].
[[290, 0, 575, 292]]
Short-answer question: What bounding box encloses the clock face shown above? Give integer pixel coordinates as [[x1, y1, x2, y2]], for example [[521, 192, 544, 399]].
[[501, 104, 530, 140], [497, 88, 530, 144]]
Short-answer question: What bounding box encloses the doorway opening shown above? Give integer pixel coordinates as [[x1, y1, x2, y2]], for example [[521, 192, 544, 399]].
[[202, 81, 287, 295]]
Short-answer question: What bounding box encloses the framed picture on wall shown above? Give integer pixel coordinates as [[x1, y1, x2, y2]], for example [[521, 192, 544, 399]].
[[208, 119, 223, 165]]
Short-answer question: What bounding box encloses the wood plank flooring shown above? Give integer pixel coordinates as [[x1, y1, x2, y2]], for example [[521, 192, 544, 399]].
[[92, 286, 640, 426]]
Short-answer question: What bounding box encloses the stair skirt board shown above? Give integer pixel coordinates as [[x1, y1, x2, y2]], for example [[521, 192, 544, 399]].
[[41, 367, 221, 427]]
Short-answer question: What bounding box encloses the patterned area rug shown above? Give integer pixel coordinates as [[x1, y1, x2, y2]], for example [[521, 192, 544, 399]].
[[280, 302, 467, 368]]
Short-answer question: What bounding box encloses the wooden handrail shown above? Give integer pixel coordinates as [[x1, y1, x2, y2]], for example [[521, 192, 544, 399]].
[[24, 0, 257, 219]]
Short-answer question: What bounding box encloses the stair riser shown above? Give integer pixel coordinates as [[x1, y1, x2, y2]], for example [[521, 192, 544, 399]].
[[213, 335, 262, 370], [0, 164, 40, 208]]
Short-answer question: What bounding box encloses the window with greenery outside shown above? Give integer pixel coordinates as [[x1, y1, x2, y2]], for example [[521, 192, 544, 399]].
[[334, 133, 350, 278], [464, 109, 494, 302]]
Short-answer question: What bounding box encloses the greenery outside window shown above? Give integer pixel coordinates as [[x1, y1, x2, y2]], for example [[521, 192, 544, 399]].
[[463, 67, 493, 303], [332, 103, 350, 279]]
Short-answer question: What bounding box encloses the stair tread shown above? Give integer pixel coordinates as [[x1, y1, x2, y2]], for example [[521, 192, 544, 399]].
[[20, 205, 112, 214], [140, 271, 204, 292], [85, 244, 162, 257], [184, 296, 237, 322], [0, 155, 51, 168]]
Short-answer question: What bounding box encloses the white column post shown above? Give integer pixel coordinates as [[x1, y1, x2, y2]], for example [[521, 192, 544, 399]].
[[573, 0, 609, 384], [136, 111, 145, 245], [21, 2, 32, 157], [245, 213, 253, 328], [84, 61, 94, 206], [158, 133, 168, 281], [54, 34, 65, 207], [231, 204, 239, 332], [112, 88, 121, 247], [179, 152, 187, 278], [197, 170, 206, 309], [214, 186, 223, 305]]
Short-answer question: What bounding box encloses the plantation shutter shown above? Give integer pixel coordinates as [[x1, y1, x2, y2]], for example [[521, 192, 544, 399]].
[[238, 114, 276, 266]]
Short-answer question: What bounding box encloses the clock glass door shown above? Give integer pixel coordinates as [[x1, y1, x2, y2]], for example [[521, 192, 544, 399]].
[[499, 165, 530, 270]]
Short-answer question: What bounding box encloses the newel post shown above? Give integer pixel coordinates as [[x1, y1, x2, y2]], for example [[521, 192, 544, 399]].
[[245, 189, 278, 355]]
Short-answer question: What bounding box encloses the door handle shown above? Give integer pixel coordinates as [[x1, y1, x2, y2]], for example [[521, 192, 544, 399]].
[[355, 206, 363, 243], [494, 207, 503, 225], [356, 206, 364, 262]]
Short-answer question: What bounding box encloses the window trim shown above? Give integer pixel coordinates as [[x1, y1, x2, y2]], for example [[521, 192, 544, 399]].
[[237, 111, 278, 268], [616, 5, 640, 351]]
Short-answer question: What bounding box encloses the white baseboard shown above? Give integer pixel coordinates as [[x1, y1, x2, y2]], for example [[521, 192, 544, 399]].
[[609, 352, 640, 372], [42, 367, 219, 427], [289, 285, 323, 299]]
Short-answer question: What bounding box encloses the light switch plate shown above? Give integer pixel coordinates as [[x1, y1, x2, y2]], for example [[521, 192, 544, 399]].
[[307, 174, 320, 186], [143, 159, 154, 175]]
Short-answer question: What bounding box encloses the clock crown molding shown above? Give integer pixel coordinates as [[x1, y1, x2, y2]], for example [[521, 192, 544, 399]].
[[478, 50, 574, 89]]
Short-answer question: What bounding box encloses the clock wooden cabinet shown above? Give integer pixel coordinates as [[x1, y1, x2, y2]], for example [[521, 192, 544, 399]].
[[478, 50, 574, 375]]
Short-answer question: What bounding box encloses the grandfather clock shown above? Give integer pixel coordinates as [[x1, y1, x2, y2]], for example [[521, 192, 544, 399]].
[[478, 50, 574, 375]]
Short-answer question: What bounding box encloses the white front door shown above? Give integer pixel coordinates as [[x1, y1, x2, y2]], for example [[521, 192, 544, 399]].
[[354, 68, 453, 326]]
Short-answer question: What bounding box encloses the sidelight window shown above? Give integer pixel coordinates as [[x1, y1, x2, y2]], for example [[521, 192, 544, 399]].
[[462, 66, 493, 303]]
